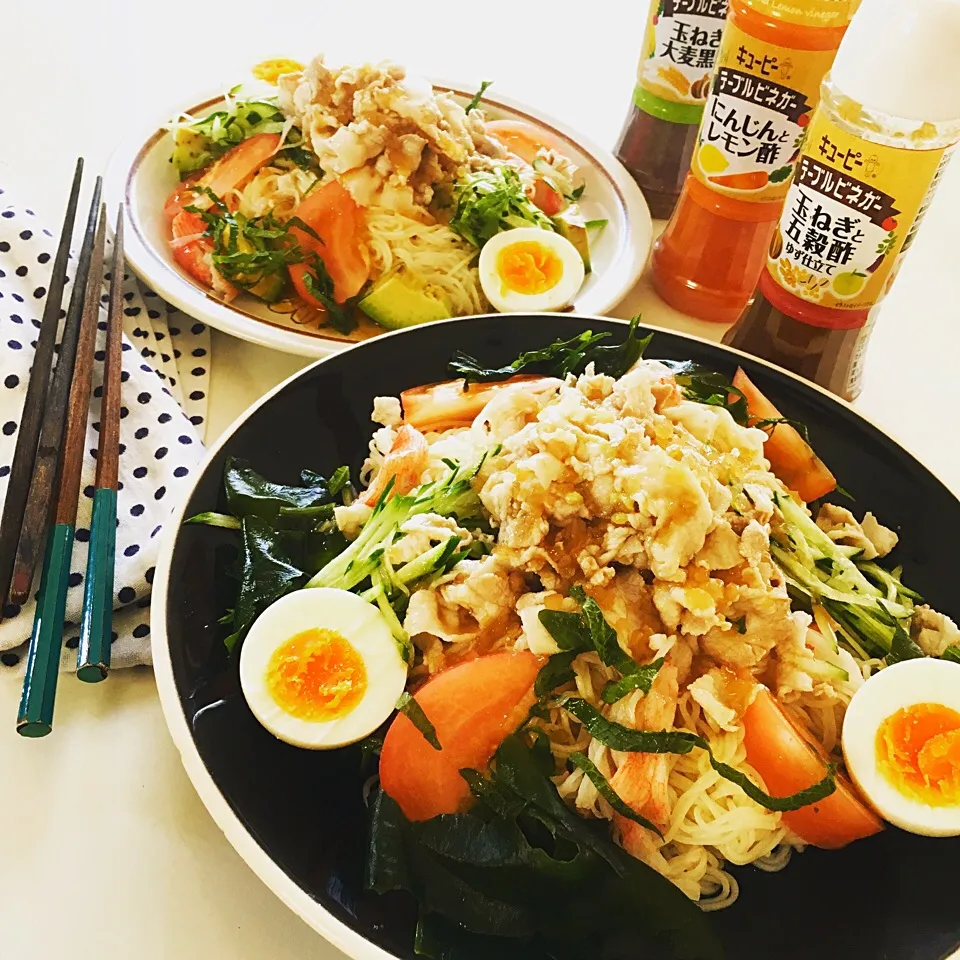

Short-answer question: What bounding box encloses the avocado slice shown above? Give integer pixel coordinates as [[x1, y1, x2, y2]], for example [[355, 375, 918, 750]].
[[242, 270, 288, 304], [359, 269, 452, 330], [552, 205, 591, 274], [172, 128, 218, 178], [171, 100, 285, 177]]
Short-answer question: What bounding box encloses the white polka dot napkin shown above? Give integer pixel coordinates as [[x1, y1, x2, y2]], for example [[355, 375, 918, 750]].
[[0, 187, 211, 672]]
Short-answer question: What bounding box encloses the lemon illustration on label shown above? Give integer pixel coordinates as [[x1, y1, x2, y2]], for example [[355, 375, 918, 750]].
[[832, 271, 868, 299], [698, 143, 729, 175]]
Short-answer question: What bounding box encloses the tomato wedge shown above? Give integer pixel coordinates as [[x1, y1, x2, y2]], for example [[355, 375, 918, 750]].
[[400, 375, 555, 432], [165, 133, 281, 219], [743, 687, 884, 848], [532, 178, 564, 216], [200, 132, 281, 200], [485, 119, 566, 215], [165, 133, 281, 298], [288, 181, 370, 305], [379, 651, 542, 821], [485, 119, 561, 165], [733, 368, 837, 502]]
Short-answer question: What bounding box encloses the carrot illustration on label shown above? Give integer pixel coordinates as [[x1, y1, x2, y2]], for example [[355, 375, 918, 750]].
[[709, 170, 769, 190]]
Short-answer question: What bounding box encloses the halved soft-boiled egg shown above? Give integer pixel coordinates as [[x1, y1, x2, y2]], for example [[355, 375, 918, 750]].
[[842, 658, 960, 836], [239, 587, 408, 749], [479, 227, 585, 313]]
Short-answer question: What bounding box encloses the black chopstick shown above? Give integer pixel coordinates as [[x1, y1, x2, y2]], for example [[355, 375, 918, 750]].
[[78, 207, 124, 681], [0, 158, 84, 618], [8, 175, 103, 605]]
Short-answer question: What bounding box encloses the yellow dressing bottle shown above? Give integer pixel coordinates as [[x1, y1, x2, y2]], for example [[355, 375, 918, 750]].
[[724, 0, 960, 399]]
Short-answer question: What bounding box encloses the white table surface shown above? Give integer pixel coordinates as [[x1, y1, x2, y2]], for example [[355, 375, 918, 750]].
[[2, 2, 959, 958]]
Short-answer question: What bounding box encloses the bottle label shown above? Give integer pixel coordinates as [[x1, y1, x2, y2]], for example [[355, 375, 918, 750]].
[[745, 0, 858, 29], [634, 0, 728, 123], [767, 110, 954, 316], [690, 19, 836, 203]]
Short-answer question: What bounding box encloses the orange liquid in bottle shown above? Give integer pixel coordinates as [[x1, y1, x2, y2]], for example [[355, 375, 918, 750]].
[[651, 0, 851, 322]]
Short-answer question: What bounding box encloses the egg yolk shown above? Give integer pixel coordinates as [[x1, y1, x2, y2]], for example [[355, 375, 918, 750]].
[[497, 241, 563, 296], [252, 58, 305, 84], [876, 702, 960, 806], [266, 628, 367, 721]]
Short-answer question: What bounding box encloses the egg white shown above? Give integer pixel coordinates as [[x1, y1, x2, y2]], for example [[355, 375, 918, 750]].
[[239, 587, 408, 750], [479, 227, 585, 313], [842, 658, 960, 837]]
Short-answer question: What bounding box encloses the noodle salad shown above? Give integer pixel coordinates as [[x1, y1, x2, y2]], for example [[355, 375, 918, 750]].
[[163, 57, 605, 340], [188, 324, 960, 960]]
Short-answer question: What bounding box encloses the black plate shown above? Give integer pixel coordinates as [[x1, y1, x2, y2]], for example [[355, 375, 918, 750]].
[[161, 315, 960, 960]]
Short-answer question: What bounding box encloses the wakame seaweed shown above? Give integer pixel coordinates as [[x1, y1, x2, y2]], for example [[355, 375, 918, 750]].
[[185, 457, 351, 651], [224, 517, 306, 652], [366, 734, 723, 960], [223, 458, 341, 521], [449, 330, 811, 444]]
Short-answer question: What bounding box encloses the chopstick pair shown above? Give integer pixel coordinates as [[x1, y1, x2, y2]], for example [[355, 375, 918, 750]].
[[0, 159, 125, 736]]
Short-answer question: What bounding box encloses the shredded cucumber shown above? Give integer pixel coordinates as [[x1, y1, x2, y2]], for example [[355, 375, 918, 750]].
[[771, 492, 918, 659]]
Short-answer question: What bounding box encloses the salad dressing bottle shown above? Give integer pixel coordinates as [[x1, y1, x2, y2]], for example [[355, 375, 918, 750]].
[[649, 0, 858, 323], [615, 0, 729, 219], [723, 0, 960, 400]]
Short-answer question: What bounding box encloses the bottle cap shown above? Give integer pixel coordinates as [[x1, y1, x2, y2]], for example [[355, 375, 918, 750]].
[[830, 0, 960, 122]]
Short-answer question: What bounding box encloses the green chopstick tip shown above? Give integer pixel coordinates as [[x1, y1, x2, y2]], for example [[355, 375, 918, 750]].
[[17, 719, 52, 738], [77, 663, 107, 684], [78, 488, 117, 678]]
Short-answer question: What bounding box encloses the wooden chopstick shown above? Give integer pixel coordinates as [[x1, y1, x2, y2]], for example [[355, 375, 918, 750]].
[[8, 176, 103, 606], [78, 206, 124, 682], [17, 204, 107, 737], [0, 158, 84, 620]]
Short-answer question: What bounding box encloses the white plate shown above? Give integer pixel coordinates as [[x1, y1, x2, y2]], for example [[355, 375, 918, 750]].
[[104, 81, 652, 358]]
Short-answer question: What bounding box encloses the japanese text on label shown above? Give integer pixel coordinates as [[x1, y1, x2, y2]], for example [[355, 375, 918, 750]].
[[664, 0, 727, 15], [782, 188, 870, 272], [657, 17, 723, 70], [691, 17, 834, 202], [795, 156, 900, 227], [638, 0, 728, 107]]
